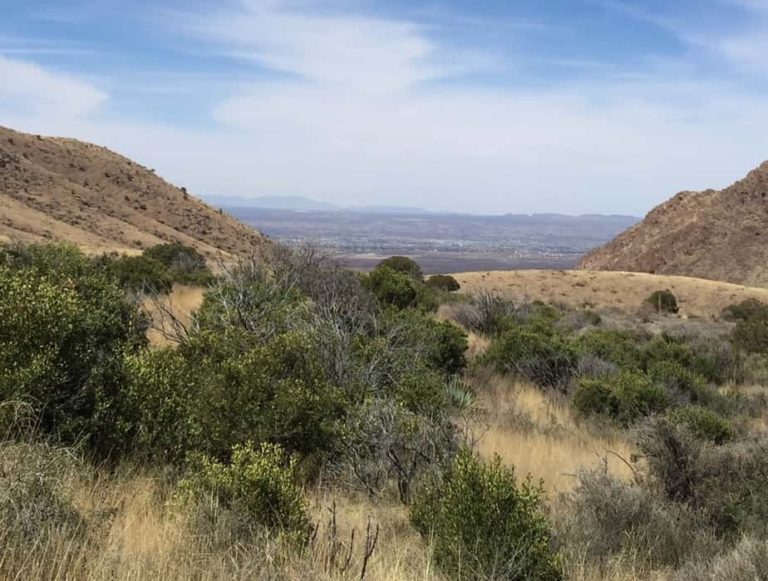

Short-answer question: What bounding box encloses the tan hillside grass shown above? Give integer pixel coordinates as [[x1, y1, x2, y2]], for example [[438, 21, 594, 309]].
[[0, 125, 269, 260], [579, 160, 768, 287], [470, 373, 637, 497], [453, 269, 768, 318]]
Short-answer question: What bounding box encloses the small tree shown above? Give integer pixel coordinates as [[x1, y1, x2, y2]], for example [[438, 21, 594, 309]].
[[644, 290, 679, 314], [377, 256, 423, 279]]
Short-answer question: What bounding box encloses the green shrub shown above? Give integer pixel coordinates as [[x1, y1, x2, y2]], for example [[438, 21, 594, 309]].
[[646, 360, 714, 406], [573, 371, 670, 425], [103, 254, 174, 293], [667, 406, 734, 444], [721, 298, 768, 322], [645, 290, 679, 314], [427, 274, 460, 292], [0, 248, 147, 458], [411, 449, 562, 580], [485, 324, 579, 390], [128, 330, 345, 464], [576, 329, 644, 371], [731, 316, 768, 354], [383, 310, 468, 376], [363, 266, 428, 310], [144, 243, 212, 285], [376, 256, 423, 279], [178, 442, 311, 545]]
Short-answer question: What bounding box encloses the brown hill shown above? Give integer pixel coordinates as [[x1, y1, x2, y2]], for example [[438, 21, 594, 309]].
[[0, 126, 269, 259], [579, 161, 768, 286]]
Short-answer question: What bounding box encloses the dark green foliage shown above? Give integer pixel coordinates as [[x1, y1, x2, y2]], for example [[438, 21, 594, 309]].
[[0, 245, 147, 458], [484, 323, 579, 390], [722, 298, 768, 322], [384, 310, 468, 376], [179, 442, 312, 545], [411, 449, 562, 580], [364, 266, 427, 310], [103, 254, 174, 293], [645, 290, 679, 314], [667, 406, 734, 444], [576, 328, 645, 371], [128, 330, 345, 464], [376, 256, 423, 279], [731, 316, 768, 354], [573, 371, 670, 425], [427, 274, 460, 292], [143, 243, 210, 285]]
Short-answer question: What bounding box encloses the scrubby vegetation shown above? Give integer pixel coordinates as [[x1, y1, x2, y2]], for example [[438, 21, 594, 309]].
[[5, 241, 768, 579]]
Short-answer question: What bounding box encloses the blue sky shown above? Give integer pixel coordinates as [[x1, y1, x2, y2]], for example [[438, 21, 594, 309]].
[[2, 0, 768, 214]]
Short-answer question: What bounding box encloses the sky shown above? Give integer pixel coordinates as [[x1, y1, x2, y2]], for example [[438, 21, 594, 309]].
[[2, 0, 768, 215]]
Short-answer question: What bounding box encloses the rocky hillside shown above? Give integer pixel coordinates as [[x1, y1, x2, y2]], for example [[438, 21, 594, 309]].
[[0, 126, 269, 259], [579, 161, 768, 286]]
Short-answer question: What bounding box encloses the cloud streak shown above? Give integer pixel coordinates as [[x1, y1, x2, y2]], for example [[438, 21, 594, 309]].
[[2, 0, 768, 215]]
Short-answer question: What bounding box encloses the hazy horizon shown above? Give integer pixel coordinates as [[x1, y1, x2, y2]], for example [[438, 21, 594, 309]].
[[3, 0, 768, 215]]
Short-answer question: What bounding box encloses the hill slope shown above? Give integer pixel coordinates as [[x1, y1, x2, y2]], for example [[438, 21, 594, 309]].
[[454, 269, 768, 318], [0, 126, 268, 258], [579, 161, 768, 286]]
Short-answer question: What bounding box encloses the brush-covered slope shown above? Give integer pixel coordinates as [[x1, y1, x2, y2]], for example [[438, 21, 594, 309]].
[[580, 161, 768, 286], [0, 126, 268, 258]]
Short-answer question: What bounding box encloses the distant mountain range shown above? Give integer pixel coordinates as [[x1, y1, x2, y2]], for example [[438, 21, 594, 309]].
[[203, 194, 638, 222]]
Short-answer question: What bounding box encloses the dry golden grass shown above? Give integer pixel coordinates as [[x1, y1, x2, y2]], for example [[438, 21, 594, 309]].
[[453, 269, 768, 318], [144, 285, 206, 346], [2, 468, 440, 581], [469, 374, 637, 497]]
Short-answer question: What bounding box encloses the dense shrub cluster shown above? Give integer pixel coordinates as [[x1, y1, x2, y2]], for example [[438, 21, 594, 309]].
[[178, 442, 312, 545], [411, 449, 562, 580], [644, 289, 680, 314], [0, 244, 147, 458], [99, 243, 213, 293]]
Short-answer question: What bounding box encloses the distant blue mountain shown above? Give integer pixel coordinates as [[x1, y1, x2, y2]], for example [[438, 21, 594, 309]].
[[203, 195, 339, 211]]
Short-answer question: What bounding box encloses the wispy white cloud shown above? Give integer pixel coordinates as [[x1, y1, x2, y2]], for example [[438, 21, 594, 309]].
[[0, 55, 106, 119], [2, 0, 768, 215]]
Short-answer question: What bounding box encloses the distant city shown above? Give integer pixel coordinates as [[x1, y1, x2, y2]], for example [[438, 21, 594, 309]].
[[208, 196, 640, 273]]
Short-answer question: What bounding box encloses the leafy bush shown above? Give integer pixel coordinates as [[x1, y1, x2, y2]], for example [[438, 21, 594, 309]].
[[411, 449, 562, 580], [0, 247, 147, 458], [485, 324, 579, 390], [644, 290, 679, 314], [376, 256, 423, 279], [573, 371, 670, 425], [731, 316, 768, 354], [384, 310, 468, 375], [128, 330, 345, 464], [576, 328, 644, 372], [178, 442, 311, 545], [427, 274, 460, 292], [103, 254, 174, 293], [721, 298, 768, 322], [143, 243, 211, 285], [667, 406, 734, 444], [364, 266, 428, 310]]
